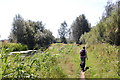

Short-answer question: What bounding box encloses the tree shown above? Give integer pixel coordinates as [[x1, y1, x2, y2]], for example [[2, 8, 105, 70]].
[[36, 21, 45, 32], [9, 14, 54, 49], [71, 14, 90, 44], [58, 21, 68, 43], [34, 29, 54, 49], [11, 14, 26, 44], [105, 1, 114, 17], [80, 1, 120, 46]]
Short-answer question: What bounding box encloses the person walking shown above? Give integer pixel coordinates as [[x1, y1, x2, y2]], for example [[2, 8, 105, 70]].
[[80, 47, 88, 71]]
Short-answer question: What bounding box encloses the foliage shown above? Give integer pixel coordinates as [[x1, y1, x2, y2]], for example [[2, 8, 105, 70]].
[[34, 29, 54, 49], [80, 1, 120, 46], [2, 42, 28, 51], [86, 43, 119, 78], [9, 14, 25, 43], [71, 14, 91, 44], [104, 1, 114, 17], [0, 46, 66, 78], [58, 21, 68, 43], [9, 14, 54, 49], [0, 43, 119, 78], [56, 43, 119, 78], [1, 1, 119, 78]]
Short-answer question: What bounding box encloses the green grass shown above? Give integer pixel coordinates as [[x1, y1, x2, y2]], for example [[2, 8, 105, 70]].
[[0, 43, 119, 78], [49, 43, 119, 78], [2, 42, 28, 51], [86, 44, 119, 78], [1, 44, 67, 78]]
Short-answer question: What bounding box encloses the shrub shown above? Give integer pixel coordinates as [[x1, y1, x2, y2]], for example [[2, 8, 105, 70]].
[[2, 43, 28, 51]]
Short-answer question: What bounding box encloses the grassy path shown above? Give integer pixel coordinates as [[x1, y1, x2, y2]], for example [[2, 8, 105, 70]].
[[50, 43, 119, 78], [1, 43, 119, 78]]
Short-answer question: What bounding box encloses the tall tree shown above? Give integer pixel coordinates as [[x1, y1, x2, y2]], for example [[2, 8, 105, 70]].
[[80, 1, 120, 46], [71, 14, 90, 44], [9, 14, 54, 49], [11, 14, 25, 43], [105, 1, 114, 17], [58, 21, 68, 43]]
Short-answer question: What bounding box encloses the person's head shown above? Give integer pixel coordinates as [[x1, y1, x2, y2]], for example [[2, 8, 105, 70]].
[[83, 47, 85, 49]]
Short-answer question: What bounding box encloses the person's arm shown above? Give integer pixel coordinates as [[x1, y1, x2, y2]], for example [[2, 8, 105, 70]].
[[86, 51, 88, 60]]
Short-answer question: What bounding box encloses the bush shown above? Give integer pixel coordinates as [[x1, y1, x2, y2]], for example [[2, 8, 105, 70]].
[[0, 45, 66, 78], [80, 2, 120, 46], [80, 12, 119, 45], [2, 43, 28, 51]]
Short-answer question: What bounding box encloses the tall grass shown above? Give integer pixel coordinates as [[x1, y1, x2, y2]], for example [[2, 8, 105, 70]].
[[0, 43, 119, 78], [48, 43, 119, 78], [85, 43, 119, 78], [1, 44, 66, 78]]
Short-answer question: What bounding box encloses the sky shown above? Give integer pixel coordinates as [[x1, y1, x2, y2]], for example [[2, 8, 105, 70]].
[[0, 0, 117, 40]]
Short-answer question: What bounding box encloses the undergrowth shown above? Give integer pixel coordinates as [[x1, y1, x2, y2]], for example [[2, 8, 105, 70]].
[[0, 43, 119, 78]]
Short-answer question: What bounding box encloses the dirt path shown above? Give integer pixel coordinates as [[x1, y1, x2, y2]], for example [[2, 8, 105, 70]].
[[80, 71, 85, 80]]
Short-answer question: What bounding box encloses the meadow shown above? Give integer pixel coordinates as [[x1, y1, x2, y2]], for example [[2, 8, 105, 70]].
[[0, 43, 119, 78]]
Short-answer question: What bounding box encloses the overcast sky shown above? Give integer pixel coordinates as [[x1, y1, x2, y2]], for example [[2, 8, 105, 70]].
[[0, 0, 117, 40]]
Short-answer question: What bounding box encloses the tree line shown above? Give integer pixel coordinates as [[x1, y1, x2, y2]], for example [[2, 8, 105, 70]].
[[9, 1, 120, 49], [58, 1, 120, 46], [80, 1, 120, 46], [9, 14, 54, 49]]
